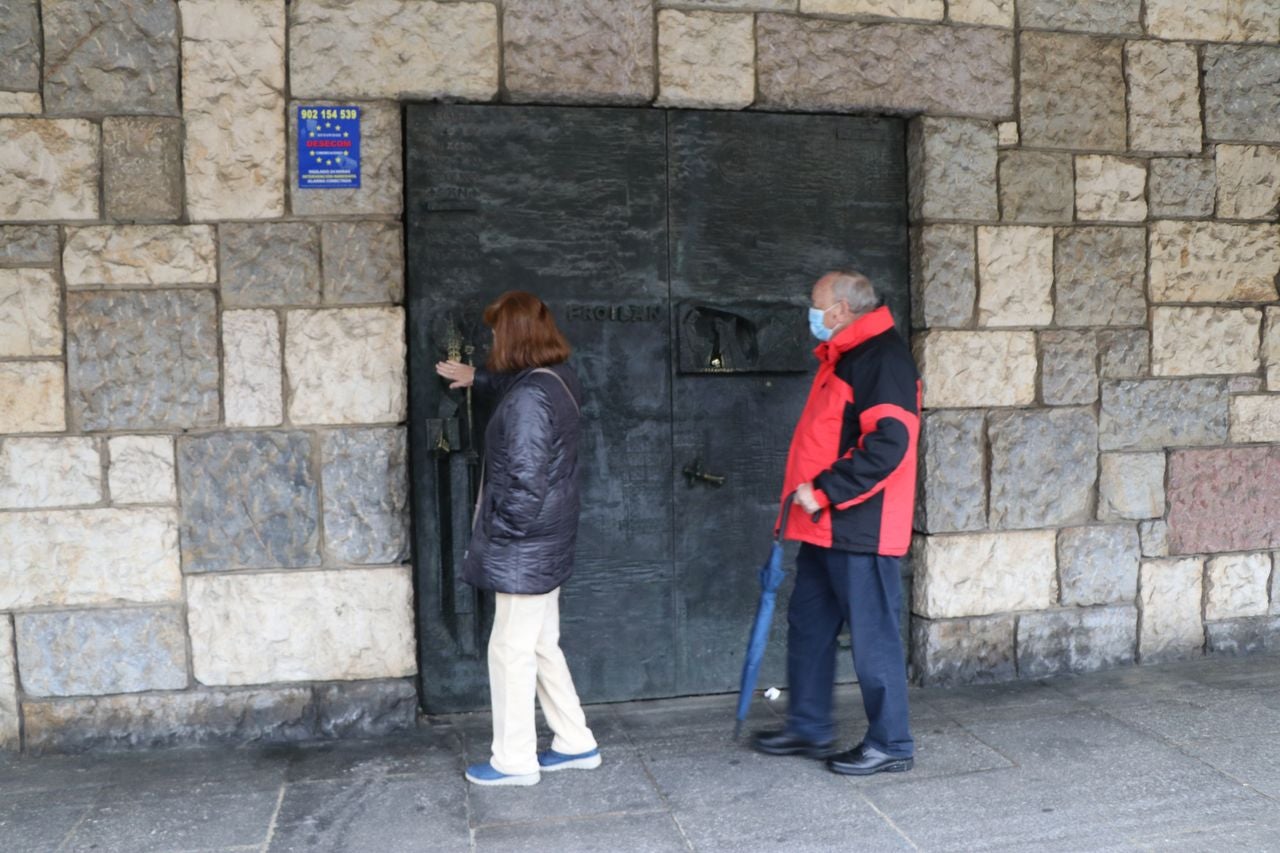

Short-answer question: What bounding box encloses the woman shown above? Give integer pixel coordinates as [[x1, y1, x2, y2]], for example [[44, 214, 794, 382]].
[[435, 291, 600, 787]]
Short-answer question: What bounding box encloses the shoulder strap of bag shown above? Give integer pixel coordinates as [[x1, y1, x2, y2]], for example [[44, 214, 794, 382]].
[[531, 367, 581, 416]]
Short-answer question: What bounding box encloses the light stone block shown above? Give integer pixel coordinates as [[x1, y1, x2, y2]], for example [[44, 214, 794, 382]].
[[0, 92, 41, 114], [1098, 452, 1165, 521], [950, 0, 1014, 26], [0, 119, 100, 221], [1272, 553, 1279, 615], [63, 226, 217, 287], [656, 10, 755, 110], [976, 226, 1053, 327], [181, 0, 286, 220], [286, 308, 407, 425], [1125, 41, 1202, 155], [1215, 145, 1280, 220], [108, 435, 176, 505], [913, 531, 1058, 619], [997, 121, 1019, 145], [290, 0, 498, 100], [1267, 308, 1280, 391], [223, 309, 283, 428], [1230, 395, 1280, 444], [0, 617, 16, 749], [909, 117, 998, 222], [1144, 0, 1279, 42], [1152, 307, 1261, 377], [188, 568, 416, 686], [1076, 155, 1147, 222], [800, 0, 943, 17], [1149, 221, 1280, 304], [916, 331, 1037, 408], [0, 362, 65, 433], [0, 269, 60, 357], [1139, 557, 1205, 663], [0, 508, 181, 610], [1205, 553, 1272, 621], [0, 437, 101, 510]]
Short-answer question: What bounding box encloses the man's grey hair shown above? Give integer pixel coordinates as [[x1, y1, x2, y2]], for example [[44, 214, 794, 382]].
[[826, 270, 880, 314]]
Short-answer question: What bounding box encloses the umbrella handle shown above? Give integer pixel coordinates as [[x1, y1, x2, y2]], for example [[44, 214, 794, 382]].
[[777, 491, 824, 543]]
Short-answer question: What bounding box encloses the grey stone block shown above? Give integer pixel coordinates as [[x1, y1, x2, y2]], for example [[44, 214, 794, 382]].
[[42, 0, 179, 115], [1099, 379, 1230, 451], [291, 101, 402, 216], [321, 222, 404, 305], [1139, 520, 1169, 558], [1149, 159, 1216, 219], [989, 408, 1098, 530], [1019, 0, 1142, 34], [220, 223, 321, 307], [1058, 525, 1141, 606], [1054, 227, 1147, 328], [999, 150, 1073, 223], [1098, 452, 1165, 521], [0, 225, 59, 265], [916, 410, 986, 534], [1204, 46, 1280, 143], [0, 0, 41, 91], [1020, 32, 1126, 150], [321, 428, 410, 565], [178, 431, 321, 572], [67, 290, 220, 431], [909, 117, 998, 221], [1016, 606, 1137, 679], [313, 679, 418, 739], [1098, 330, 1150, 380], [911, 615, 1016, 688], [1205, 617, 1280, 657], [14, 608, 187, 697], [1040, 330, 1098, 406], [103, 117, 184, 222], [910, 225, 975, 329]]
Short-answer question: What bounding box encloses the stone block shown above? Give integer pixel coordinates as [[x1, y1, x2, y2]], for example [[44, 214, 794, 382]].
[[0, 0, 40, 91], [0, 437, 100, 510], [1125, 41, 1202, 154], [1075, 156, 1146, 222], [997, 121, 1018, 145], [801, 0, 943, 16], [1204, 46, 1280, 143], [15, 607, 188, 697], [1149, 221, 1280, 303], [1230, 377, 1265, 394], [757, 15, 1014, 117], [1100, 378, 1229, 451], [989, 407, 1097, 530], [1231, 395, 1280, 444], [1019, 33, 1125, 150], [1206, 617, 1280, 657], [1167, 447, 1280, 554], [916, 331, 1037, 408], [0, 616, 16, 749], [1138, 557, 1205, 664], [1040, 330, 1098, 406], [188, 568, 416, 685], [64, 225, 217, 287], [909, 118, 997, 221], [910, 225, 975, 329], [0, 226, 59, 265], [1019, 0, 1141, 33], [910, 615, 1015, 688], [1139, 521, 1168, 558], [108, 435, 176, 505], [1016, 606, 1137, 679], [1058, 525, 1140, 607], [42, 0, 179, 115], [976, 226, 1052, 328], [220, 222, 320, 307], [998, 151, 1072, 223], [322, 428, 410, 565], [1053, 227, 1147, 328], [915, 410, 986, 534], [1146, 0, 1280, 43], [0, 91, 40, 113], [657, 10, 754, 110], [0, 362, 65, 433], [1273, 557, 1280, 615], [290, 0, 498, 100], [223, 310, 283, 429], [505, 0, 654, 104], [1205, 553, 1271, 621], [103, 117, 184, 222], [0, 268, 61, 357], [1148, 159, 1216, 219], [67, 290, 220, 431], [291, 101, 401, 216], [313, 679, 418, 739], [1152, 306, 1261, 377], [948, 0, 1014, 26], [1267, 308, 1280, 391], [321, 223, 404, 305], [0, 119, 100, 221], [178, 431, 321, 572], [1098, 330, 1149, 380], [181, 0, 286, 220], [1215, 145, 1280, 220], [1098, 452, 1165, 522], [0, 508, 181, 610], [285, 308, 407, 425], [913, 531, 1058, 619]]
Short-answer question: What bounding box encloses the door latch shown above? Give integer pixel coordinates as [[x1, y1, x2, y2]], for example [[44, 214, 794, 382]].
[[683, 458, 726, 488]]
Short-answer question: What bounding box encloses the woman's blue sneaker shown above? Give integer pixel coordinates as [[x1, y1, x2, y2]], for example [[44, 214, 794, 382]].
[[464, 761, 540, 786], [537, 748, 602, 772]]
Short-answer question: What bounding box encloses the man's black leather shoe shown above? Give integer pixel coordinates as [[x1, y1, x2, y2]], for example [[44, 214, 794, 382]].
[[826, 743, 914, 776], [751, 730, 838, 759]]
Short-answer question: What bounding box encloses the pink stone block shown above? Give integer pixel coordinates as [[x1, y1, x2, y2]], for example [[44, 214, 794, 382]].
[[1167, 447, 1280, 555]]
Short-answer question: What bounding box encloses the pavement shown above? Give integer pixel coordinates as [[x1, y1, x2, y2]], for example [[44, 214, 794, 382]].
[[4, 653, 1280, 853]]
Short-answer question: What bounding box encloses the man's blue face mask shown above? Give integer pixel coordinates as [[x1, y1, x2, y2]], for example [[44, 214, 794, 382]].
[[808, 305, 836, 342]]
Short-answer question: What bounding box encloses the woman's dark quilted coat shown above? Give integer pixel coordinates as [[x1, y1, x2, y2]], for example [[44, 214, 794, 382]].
[[462, 364, 583, 595]]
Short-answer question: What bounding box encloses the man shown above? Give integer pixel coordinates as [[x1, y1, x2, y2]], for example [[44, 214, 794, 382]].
[[753, 270, 921, 776]]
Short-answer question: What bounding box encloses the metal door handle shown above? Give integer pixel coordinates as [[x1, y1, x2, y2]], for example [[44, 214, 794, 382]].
[[683, 458, 726, 488]]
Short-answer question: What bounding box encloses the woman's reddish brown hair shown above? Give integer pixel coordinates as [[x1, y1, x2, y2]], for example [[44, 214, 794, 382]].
[[483, 291, 572, 372]]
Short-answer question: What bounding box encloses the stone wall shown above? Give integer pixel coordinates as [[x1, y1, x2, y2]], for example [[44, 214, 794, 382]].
[[2, 0, 1279, 749]]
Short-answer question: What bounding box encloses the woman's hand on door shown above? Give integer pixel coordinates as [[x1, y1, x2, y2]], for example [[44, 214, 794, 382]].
[[436, 360, 476, 389]]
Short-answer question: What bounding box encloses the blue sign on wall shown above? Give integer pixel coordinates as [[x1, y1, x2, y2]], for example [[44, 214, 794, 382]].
[[298, 106, 361, 189]]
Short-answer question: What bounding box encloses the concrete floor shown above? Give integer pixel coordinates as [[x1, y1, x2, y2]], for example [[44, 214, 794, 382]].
[[4, 653, 1280, 853]]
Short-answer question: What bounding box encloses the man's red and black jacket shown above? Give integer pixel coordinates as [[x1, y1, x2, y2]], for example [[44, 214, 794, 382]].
[[779, 306, 921, 557]]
